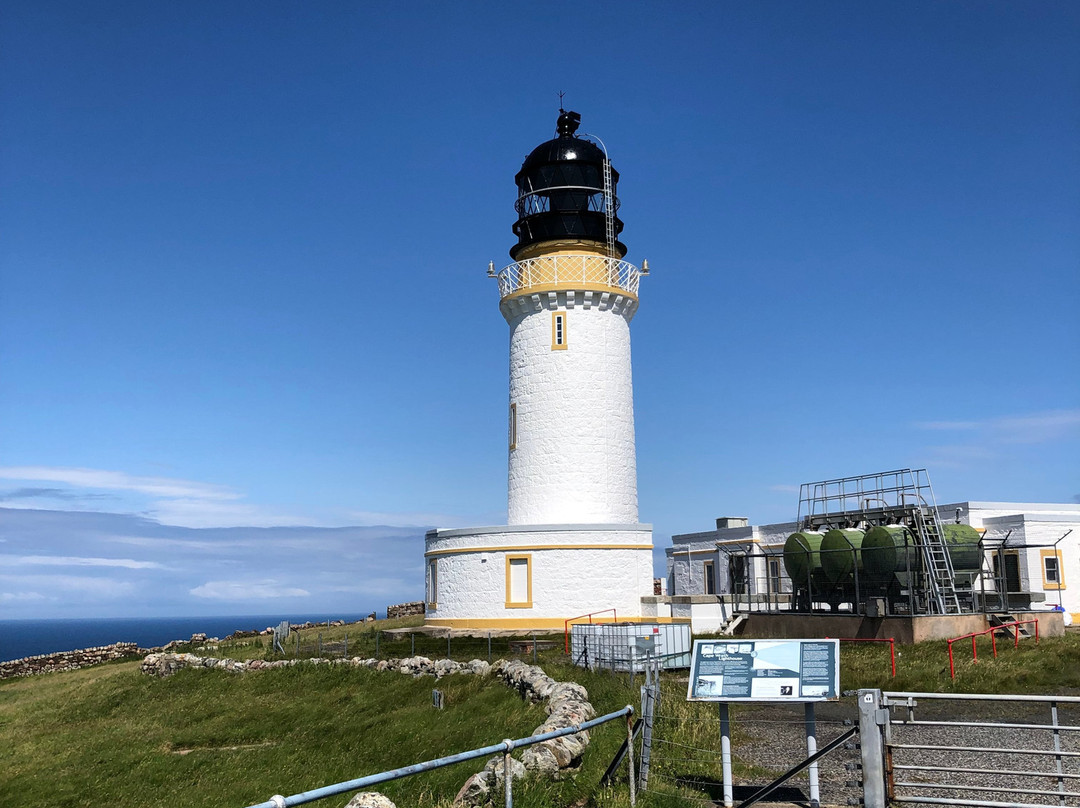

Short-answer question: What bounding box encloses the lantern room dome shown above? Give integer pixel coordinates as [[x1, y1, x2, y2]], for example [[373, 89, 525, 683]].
[[510, 110, 625, 260]]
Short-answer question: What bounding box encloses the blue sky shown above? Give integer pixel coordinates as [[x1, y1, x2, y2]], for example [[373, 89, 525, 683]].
[[1, 2, 1077, 619]]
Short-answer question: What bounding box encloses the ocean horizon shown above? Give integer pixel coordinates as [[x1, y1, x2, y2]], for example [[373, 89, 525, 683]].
[[0, 612, 379, 663]]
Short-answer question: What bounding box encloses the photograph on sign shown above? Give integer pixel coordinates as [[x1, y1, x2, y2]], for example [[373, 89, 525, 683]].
[[686, 638, 839, 702]]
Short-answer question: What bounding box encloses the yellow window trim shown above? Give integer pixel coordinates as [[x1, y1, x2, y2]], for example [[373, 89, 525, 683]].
[[1040, 548, 1066, 590], [551, 311, 568, 350], [505, 553, 533, 608]]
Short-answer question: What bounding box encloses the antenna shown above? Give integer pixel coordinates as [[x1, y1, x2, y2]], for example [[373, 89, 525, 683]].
[[558, 91, 566, 112]]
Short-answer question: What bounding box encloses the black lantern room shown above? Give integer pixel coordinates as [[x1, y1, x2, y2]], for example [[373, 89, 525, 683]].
[[511, 110, 625, 260]]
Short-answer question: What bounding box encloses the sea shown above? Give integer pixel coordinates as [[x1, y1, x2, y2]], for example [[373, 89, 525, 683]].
[[0, 613, 377, 663]]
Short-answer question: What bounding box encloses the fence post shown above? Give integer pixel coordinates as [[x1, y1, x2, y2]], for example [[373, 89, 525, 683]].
[[857, 689, 887, 808], [719, 702, 733, 808], [375, 631, 380, 660], [502, 740, 513, 808], [488, 631, 492, 663], [318, 633, 323, 657], [296, 633, 300, 657], [344, 633, 348, 659], [411, 633, 416, 657], [532, 632, 537, 663], [626, 712, 637, 807]]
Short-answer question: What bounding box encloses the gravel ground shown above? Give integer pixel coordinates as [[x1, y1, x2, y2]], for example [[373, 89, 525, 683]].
[[653, 695, 1080, 807]]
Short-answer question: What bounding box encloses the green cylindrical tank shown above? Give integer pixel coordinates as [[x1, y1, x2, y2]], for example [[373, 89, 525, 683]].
[[784, 531, 829, 589], [862, 523, 983, 585], [941, 523, 983, 576], [862, 525, 918, 585], [820, 528, 865, 585]]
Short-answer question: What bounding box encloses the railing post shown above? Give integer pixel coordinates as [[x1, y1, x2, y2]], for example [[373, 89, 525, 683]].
[[626, 712, 637, 807], [858, 689, 888, 808], [948, 640, 955, 679], [719, 702, 733, 807], [889, 639, 896, 678], [411, 633, 415, 657], [503, 740, 513, 808]]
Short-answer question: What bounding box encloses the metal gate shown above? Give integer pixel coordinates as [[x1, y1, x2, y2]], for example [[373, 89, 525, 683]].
[[858, 689, 1080, 807]]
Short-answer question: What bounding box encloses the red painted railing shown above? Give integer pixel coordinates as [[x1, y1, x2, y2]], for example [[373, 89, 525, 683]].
[[564, 608, 618, 654], [828, 636, 896, 677], [946, 620, 1039, 678]]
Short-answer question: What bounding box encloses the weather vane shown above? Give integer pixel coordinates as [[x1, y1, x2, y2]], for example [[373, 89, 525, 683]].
[[558, 90, 566, 112]]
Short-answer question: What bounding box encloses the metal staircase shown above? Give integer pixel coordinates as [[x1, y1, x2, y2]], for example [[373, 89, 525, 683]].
[[912, 504, 962, 614]]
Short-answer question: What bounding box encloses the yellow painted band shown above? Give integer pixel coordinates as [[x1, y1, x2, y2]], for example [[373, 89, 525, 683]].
[[425, 543, 653, 558], [424, 616, 689, 629]]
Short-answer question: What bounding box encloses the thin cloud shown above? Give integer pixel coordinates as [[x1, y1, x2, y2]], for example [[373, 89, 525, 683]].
[[1, 555, 165, 570], [0, 487, 116, 502], [914, 409, 1080, 444], [0, 467, 239, 501], [0, 574, 136, 599], [190, 580, 311, 600]]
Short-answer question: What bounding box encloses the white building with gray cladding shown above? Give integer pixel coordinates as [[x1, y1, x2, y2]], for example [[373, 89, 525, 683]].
[[423, 111, 655, 630], [666, 501, 1080, 632]]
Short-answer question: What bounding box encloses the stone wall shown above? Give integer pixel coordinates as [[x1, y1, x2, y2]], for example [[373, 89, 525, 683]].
[[386, 601, 425, 619], [0, 642, 143, 679], [139, 651, 602, 806]]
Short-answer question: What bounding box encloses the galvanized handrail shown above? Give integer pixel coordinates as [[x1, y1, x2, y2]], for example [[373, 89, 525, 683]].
[[245, 705, 634, 808], [495, 255, 640, 299]]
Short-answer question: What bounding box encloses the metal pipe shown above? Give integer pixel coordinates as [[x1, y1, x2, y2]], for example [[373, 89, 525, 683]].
[[246, 705, 634, 808], [884, 691, 1080, 704], [626, 712, 636, 807]]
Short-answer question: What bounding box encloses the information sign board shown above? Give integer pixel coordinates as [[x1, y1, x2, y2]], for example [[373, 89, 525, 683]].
[[686, 638, 839, 702]]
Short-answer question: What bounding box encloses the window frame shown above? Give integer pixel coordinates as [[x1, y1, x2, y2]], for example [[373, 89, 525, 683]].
[[505, 554, 533, 608], [426, 558, 438, 608], [508, 402, 517, 450], [1041, 549, 1066, 590], [551, 311, 568, 350]]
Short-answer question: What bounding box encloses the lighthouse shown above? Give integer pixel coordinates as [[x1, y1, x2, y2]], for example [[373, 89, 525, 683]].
[[425, 110, 654, 629]]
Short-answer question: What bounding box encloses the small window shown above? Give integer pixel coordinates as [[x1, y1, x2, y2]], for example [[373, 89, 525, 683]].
[[508, 403, 517, 450], [551, 312, 567, 350], [1042, 549, 1065, 590], [427, 558, 438, 607], [506, 555, 532, 607], [768, 559, 782, 593], [703, 560, 716, 595]]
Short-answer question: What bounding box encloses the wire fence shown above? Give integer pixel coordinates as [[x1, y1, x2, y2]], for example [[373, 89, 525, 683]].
[[274, 629, 563, 665]]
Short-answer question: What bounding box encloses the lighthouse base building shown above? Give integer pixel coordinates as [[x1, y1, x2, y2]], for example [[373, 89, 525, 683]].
[[424, 111, 657, 630]]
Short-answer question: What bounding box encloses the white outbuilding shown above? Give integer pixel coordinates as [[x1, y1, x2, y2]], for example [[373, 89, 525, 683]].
[[424, 111, 655, 630]]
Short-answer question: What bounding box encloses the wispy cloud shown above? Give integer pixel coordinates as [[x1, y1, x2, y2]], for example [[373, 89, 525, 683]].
[[914, 409, 1080, 444], [0, 467, 239, 500], [0, 487, 116, 502], [0, 574, 136, 600], [190, 580, 311, 600], [0, 555, 166, 570]]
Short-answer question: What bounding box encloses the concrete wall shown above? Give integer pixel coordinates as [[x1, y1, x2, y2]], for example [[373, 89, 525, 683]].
[[425, 523, 653, 628], [505, 290, 639, 525]]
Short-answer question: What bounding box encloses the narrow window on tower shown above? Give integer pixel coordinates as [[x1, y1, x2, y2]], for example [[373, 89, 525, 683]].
[[551, 311, 567, 350], [427, 558, 438, 608], [508, 403, 517, 450], [506, 554, 532, 607]]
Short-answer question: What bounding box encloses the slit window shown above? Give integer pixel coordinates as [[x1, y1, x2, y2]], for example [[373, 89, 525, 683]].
[[508, 403, 517, 450], [427, 558, 438, 606], [551, 312, 567, 350]]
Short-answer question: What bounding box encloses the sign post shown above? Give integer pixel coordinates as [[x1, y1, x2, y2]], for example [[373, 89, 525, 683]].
[[686, 638, 839, 808]]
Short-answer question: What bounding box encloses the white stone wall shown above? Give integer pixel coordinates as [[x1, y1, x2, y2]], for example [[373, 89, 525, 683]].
[[504, 290, 638, 525], [426, 524, 653, 623]]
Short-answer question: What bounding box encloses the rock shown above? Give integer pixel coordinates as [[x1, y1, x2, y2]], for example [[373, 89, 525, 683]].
[[454, 772, 490, 806], [343, 791, 396, 808]]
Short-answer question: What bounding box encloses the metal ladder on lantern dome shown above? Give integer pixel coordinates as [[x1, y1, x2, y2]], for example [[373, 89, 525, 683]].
[[602, 158, 616, 258], [912, 503, 962, 614]]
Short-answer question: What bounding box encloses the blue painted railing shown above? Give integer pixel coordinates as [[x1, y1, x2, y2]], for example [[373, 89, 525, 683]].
[[246, 705, 635, 808]]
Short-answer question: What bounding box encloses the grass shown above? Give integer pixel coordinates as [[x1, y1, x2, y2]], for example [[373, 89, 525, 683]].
[[3, 622, 1078, 808]]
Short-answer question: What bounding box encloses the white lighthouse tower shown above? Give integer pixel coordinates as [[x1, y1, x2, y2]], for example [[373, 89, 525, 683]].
[[425, 110, 654, 629]]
